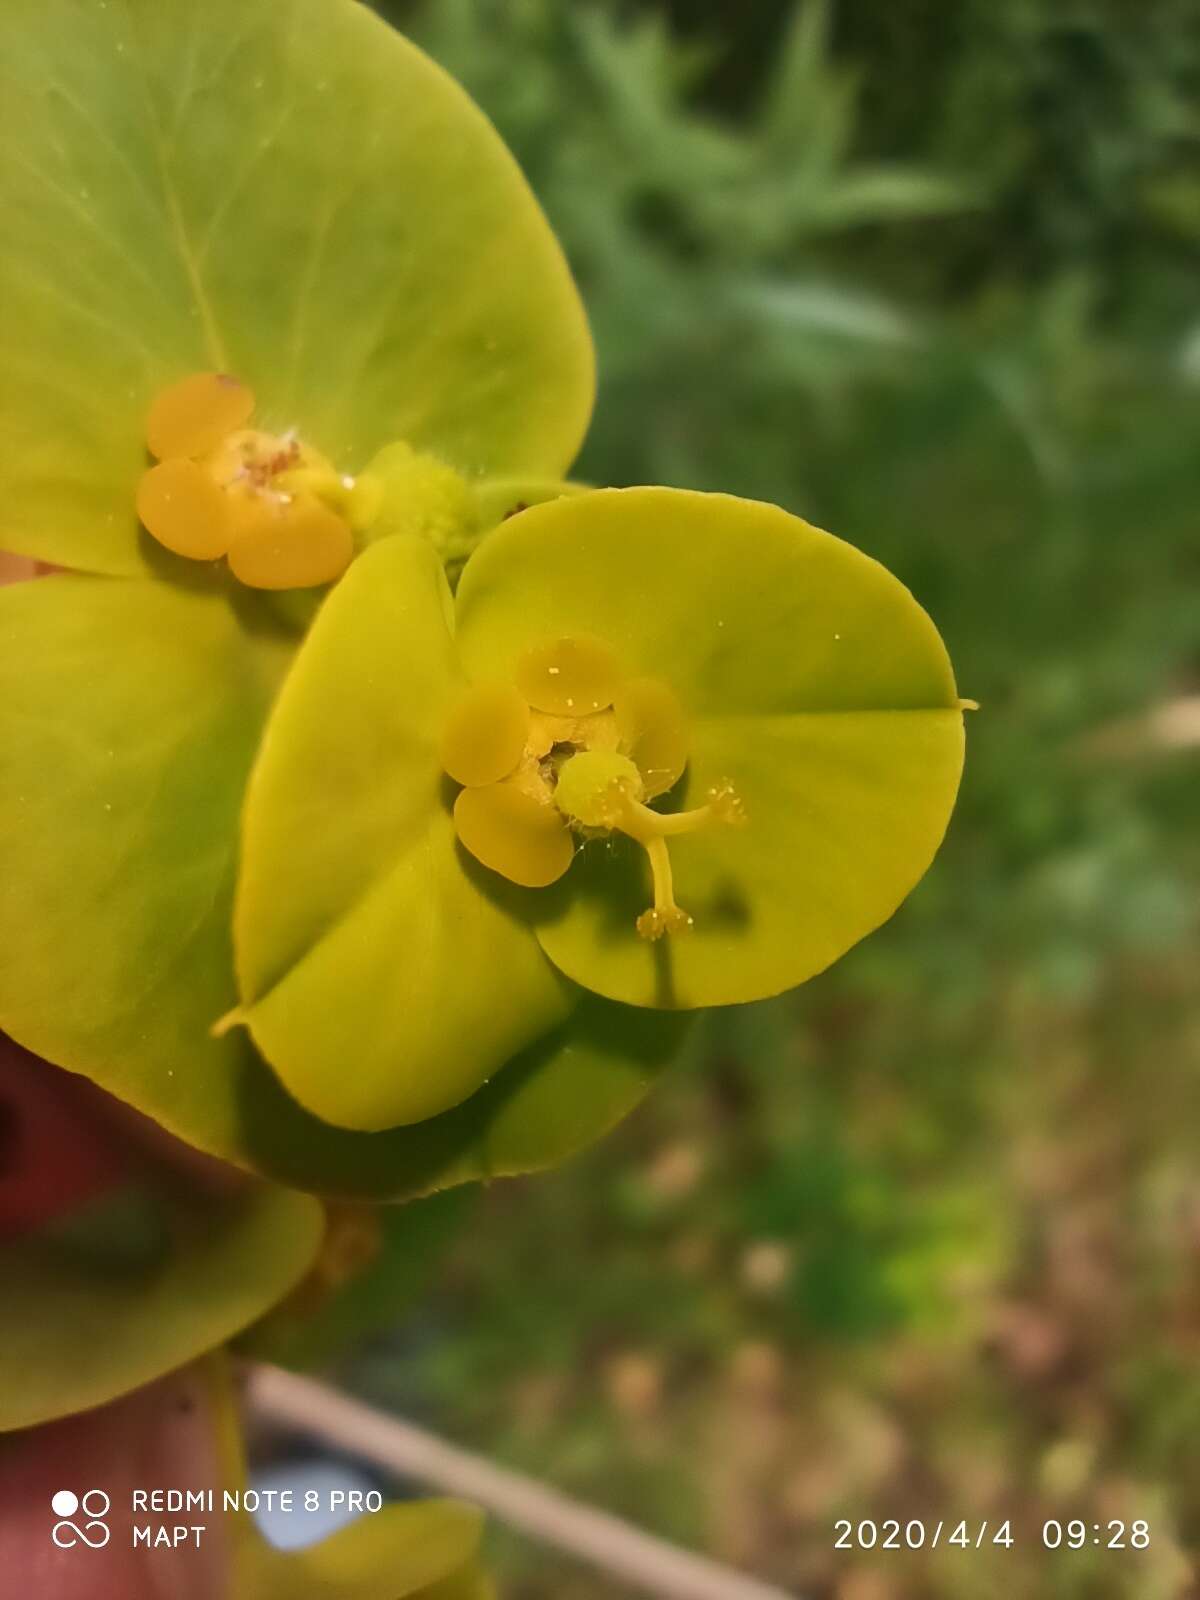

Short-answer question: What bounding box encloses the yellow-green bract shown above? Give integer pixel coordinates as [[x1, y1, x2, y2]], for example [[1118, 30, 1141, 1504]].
[[232, 489, 965, 1132], [0, 0, 593, 576]]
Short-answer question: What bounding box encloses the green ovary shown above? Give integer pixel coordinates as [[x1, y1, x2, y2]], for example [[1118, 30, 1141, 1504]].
[[443, 637, 744, 939]]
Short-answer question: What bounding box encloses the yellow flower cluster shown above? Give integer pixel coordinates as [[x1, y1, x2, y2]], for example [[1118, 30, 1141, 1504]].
[[441, 634, 744, 939], [136, 372, 357, 590]]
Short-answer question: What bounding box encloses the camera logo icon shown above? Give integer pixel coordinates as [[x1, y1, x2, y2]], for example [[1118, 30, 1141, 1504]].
[[50, 1489, 111, 1549]]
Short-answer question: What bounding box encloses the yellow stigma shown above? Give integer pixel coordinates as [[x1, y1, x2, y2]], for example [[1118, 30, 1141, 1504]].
[[635, 839, 693, 941], [441, 638, 745, 942], [137, 373, 354, 590]]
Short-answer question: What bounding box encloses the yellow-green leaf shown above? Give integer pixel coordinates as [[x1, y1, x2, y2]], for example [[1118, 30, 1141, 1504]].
[[0, 1181, 322, 1432], [234, 1499, 486, 1600]]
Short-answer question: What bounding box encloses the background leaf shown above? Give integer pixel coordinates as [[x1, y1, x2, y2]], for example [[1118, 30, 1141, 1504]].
[[242, 1189, 476, 1371], [234, 1497, 487, 1600], [0, 1179, 322, 1431]]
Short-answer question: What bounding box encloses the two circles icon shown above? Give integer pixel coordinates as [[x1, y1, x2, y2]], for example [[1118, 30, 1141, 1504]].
[[50, 1489, 111, 1549]]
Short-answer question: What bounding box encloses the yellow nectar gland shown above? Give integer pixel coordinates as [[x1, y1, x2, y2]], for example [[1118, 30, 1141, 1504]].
[[136, 372, 354, 590], [442, 637, 746, 940]]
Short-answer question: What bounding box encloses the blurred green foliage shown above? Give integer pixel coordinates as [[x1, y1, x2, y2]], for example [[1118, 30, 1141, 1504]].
[[359, 2, 1200, 1595]]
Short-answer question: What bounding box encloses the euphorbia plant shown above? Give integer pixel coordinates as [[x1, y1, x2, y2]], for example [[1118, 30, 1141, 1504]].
[[0, 0, 968, 1589], [225, 491, 964, 1131], [0, 0, 687, 1199]]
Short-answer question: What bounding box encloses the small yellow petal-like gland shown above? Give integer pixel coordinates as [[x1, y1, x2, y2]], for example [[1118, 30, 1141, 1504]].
[[454, 782, 575, 888], [613, 677, 688, 799], [145, 372, 255, 462], [515, 635, 622, 716], [225, 494, 354, 591], [441, 683, 531, 789], [135, 458, 235, 560]]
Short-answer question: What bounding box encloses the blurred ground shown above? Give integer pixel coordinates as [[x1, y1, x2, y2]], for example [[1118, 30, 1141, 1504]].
[[353, 4, 1200, 1594]]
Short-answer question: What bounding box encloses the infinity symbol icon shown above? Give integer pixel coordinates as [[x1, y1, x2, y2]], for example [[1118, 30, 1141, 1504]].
[[51, 1489, 111, 1550]]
